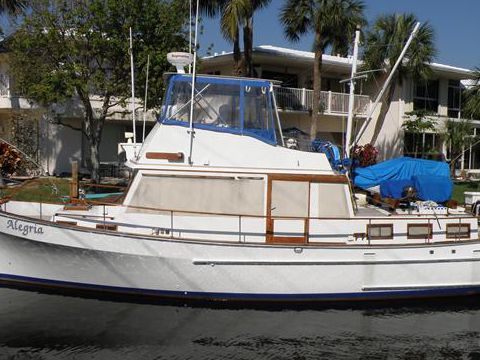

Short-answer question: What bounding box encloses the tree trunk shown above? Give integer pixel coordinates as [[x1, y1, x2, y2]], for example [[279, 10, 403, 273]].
[[89, 137, 101, 183], [311, 34, 323, 141], [75, 87, 107, 183], [232, 27, 243, 76], [243, 16, 253, 77]]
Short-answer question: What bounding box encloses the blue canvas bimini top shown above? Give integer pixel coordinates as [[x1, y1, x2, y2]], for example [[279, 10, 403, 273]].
[[160, 74, 277, 145]]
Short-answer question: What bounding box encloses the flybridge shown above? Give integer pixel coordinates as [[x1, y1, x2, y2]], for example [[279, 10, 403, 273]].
[[160, 74, 280, 145]]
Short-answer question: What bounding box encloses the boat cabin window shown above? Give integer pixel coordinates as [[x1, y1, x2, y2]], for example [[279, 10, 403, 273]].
[[309, 183, 350, 218], [127, 174, 265, 216], [367, 224, 393, 240], [446, 223, 470, 239], [407, 224, 433, 240], [161, 75, 277, 145]]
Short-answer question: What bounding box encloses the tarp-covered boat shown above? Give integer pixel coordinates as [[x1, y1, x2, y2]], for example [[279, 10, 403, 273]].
[[353, 157, 453, 202]]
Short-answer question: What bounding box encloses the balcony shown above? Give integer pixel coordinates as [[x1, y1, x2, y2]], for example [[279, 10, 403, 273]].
[[274, 86, 370, 117]]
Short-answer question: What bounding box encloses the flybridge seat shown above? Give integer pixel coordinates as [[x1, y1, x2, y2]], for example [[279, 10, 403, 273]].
[[161, 74, 278, 145]]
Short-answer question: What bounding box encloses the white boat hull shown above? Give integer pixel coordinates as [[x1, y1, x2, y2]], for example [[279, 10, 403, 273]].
[[2, 211, 480, 302]]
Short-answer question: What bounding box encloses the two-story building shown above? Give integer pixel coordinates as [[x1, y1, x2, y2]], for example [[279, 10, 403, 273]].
[[0, 43, 477, 176], [0, 49, 156, 176], [201, 45, 477, 171]]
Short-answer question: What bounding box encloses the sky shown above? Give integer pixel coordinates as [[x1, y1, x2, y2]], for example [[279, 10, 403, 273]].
[[200, 0, 480, 70]]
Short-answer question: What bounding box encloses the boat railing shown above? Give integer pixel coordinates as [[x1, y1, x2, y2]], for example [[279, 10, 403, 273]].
[[18, 199, 471, 244]]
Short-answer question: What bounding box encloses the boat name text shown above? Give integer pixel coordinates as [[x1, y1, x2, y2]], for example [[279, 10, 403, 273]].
[[7, 220, 44, 236]]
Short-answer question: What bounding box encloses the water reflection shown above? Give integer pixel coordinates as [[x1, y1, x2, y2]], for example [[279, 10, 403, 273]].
[[1, 288, 480, 359]]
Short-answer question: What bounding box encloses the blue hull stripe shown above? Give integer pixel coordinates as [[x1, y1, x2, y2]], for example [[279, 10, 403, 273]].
[[2, 273, 480, 302]]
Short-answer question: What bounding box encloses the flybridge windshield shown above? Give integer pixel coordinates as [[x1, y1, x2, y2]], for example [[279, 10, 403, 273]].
[[161, 74, 277, 145]]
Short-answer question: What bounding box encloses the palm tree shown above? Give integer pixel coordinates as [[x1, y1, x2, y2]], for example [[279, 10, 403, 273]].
[[280, 0, 366, 140], [201, 0, 250, 76], [0, 0, 27, 15], [243, 0, 271, 77], [362, 13, 436, 145], [464, 69, 480, 119], [443, 119, 475, 176]]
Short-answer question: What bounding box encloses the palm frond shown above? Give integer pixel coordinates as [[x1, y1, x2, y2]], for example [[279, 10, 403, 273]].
[[280, 0, 313, 42], [0, 0, 27, 15]]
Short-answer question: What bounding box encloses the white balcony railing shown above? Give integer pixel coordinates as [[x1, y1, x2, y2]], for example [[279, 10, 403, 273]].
[[274, 86, 370, 117]]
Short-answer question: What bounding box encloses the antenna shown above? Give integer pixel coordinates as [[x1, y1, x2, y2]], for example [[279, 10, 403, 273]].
[[187, 0, 199, 165], [142, 54, 150, 143], [189, 0, 192, 74]]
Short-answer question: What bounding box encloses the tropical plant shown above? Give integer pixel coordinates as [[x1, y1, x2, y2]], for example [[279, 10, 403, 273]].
[[280, 0, 366, 140], [243, 0, 271, 77], [0, 142, 22, 178], [0, 0, 27, 15], [362, 13, 436, 144], [443, 119, 475, 176], [401, 110, 436, 158], [202, 0, 270, 77], [10, 0, 188, 182], [201, 0, 248, 76], [463, 68, 480, 119]]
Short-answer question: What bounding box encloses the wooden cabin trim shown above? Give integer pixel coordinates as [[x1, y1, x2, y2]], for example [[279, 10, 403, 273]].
[[63, 205, 90, 211], [56, 220, 77, 226], [96, 224, 118, 231], [146, 152, 184, 161], [269, 173, 348, 184], [269, 236, 306, 244]]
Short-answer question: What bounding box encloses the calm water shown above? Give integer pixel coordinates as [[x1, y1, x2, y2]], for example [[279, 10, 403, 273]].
[[1, 288, 480, 359]]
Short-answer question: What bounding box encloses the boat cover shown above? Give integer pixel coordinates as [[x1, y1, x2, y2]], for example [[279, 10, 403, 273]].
[[353, 157, 452, 202]]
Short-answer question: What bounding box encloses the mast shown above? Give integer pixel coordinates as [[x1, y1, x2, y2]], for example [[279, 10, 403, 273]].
[[344, 27, 361, 158], [187, 0, 199, 165], [129, 27, 137, 155], [352, 22, 420, 150]]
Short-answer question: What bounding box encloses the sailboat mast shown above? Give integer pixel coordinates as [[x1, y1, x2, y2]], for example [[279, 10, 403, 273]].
[[352, 22, 420, 149], [344, 27, 361, 159]]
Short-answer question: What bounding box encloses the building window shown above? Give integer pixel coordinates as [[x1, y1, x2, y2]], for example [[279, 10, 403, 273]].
[[413, 80, 439, 113], [448, 80, 462, 118], [407, 224, 433, 239], [367, 224, 393, 240], [403, 132, 443, 160], [446, 223, 470, 239]]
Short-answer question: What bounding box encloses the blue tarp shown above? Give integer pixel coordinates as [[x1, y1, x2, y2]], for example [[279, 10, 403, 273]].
[[413, 175, 452, 203], [353, 157, 452, 202], [380, 179, 414, 199]]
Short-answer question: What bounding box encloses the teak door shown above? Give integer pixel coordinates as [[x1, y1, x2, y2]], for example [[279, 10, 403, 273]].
[[266, 177, 310, 244]]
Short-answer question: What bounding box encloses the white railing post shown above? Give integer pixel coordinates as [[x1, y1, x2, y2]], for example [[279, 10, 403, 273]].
[[301, 88, 306, 111], [328, 91, 332, 114]]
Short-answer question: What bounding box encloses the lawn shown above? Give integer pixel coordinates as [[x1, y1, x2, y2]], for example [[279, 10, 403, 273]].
[[0, 177, 125, 204], [0, 178, 70, 203], [452, 181, 480, 205]]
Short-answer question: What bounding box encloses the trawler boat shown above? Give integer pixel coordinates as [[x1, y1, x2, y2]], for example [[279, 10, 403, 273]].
[[0, 73, 479, 303]]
